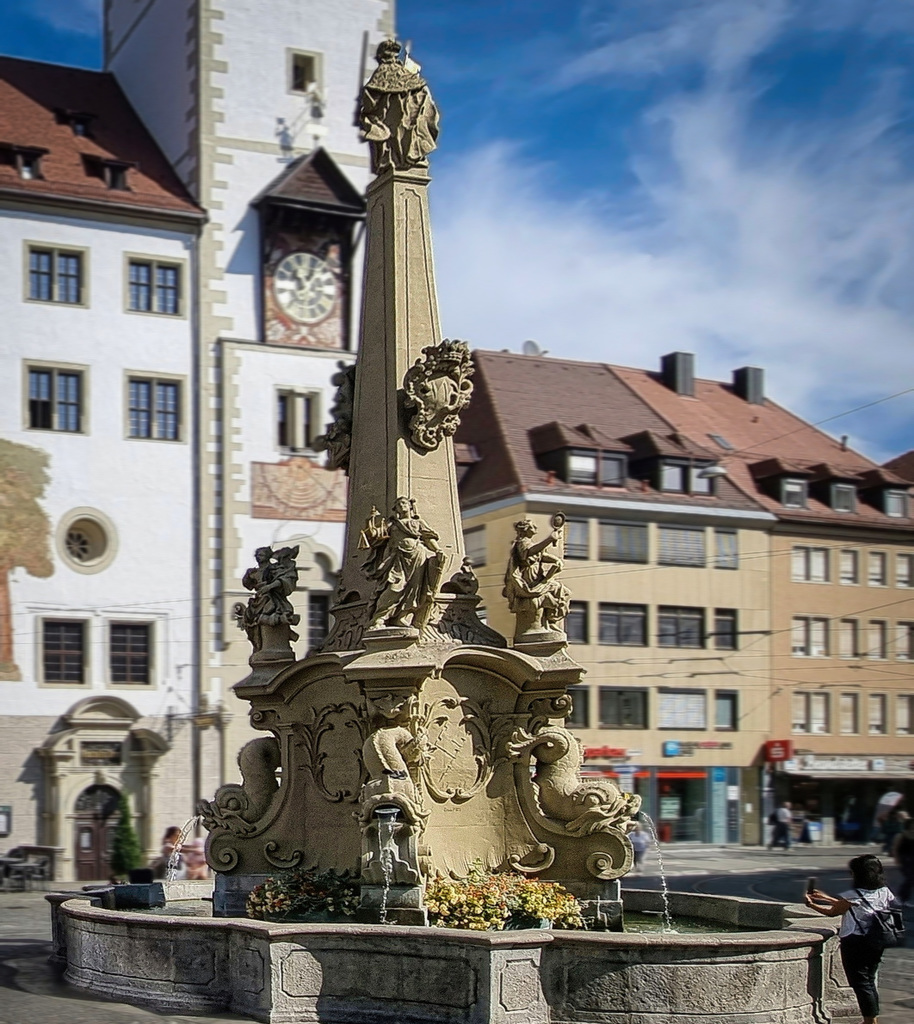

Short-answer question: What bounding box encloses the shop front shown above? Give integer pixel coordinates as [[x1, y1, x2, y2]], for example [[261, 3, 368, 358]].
[[773, 754, 914, 846]]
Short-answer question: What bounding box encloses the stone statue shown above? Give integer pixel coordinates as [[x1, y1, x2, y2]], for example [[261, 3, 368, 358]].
[[235, 545, 300, 654], [503, 515, 570, 638], [403, 339, 474, 451], [508, 726, 642, 837], [360, 498, 446, 631], [358, 39, 439, 174], [314, 361, 356, 472], [197, 736, 281, 837]]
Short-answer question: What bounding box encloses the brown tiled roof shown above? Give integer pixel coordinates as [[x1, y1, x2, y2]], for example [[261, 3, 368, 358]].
[[456, 351, 760, 513], [252, 147, 365, 216], [458, 349, 912, 531], [0, 57, 201, 219], [880, 452, 914, 485]]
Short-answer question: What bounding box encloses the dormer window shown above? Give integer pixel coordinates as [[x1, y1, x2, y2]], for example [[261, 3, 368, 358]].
[[566, 450, 626, 486], [19, 152, 41, 179], [660, 461, 714, 495], [885, 490, 909, 518], [782, 478, 807, 508], [55, 109, 95, 138], [105, 162, 130, 190], [832, 483, 856, 513], [1, 144, 48, 180]]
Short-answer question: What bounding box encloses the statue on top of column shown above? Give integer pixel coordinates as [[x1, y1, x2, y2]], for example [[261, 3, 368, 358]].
[[358, 39, 440, 174]]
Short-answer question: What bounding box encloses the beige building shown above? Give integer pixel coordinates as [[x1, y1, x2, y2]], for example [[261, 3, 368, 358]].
[[456, 349, 914, 844]]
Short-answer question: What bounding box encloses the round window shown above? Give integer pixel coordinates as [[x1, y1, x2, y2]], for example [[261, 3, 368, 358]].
[[57, 510, 117, 573]]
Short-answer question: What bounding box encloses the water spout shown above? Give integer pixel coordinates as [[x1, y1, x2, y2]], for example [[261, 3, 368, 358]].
[[167, 815, 202, 882], [641, 813, 675, 933], [374, 806, 400, 923]]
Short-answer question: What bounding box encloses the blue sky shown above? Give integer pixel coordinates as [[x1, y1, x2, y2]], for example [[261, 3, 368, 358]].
[[1, 0, 912, 460]]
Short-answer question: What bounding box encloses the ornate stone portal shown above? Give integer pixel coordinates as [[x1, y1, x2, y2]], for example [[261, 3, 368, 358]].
[[200, 40, 639, 921]]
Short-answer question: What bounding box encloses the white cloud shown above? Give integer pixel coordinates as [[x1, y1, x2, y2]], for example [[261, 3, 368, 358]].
[[430, 28, 914, 460], [31, 0, 100, 37]]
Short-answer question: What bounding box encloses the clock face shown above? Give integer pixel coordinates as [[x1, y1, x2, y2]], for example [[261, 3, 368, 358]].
[[273, 252, 338, 324]]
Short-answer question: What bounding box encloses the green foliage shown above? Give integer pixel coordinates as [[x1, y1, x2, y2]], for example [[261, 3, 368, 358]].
[[246, 868, 361, 920], [110, 792, 143, 878], [425, 865, 584, 931]]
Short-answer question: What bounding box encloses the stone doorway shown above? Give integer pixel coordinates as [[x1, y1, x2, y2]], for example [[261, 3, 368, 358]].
[[73, 784, 119, 881]]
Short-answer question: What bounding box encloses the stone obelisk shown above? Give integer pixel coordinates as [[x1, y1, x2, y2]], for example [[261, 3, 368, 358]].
[[325, 40, 476, 644]]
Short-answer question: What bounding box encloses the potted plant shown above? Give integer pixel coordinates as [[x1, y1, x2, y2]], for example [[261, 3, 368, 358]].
[[246, 868, 360, 922]]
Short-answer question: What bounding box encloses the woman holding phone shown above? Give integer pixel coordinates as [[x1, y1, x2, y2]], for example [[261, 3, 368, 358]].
[[804, 855, 900, 1024]]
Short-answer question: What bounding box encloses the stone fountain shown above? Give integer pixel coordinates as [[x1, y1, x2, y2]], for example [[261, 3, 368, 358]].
[[49, 40, 859, 1024]]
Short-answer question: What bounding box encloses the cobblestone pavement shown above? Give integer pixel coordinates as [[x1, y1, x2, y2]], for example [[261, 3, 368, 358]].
[[0, 843, 911, 1023]]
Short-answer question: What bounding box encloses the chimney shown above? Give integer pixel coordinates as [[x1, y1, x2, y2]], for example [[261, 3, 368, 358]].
[[660, 352, 694, 396], [733, 366, 765, 405]]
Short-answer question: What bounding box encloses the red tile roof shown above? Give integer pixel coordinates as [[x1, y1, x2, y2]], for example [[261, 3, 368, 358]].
[[0, 57, 201, 220], [458, 350, 912, 532], [883, 452, 914, 485]]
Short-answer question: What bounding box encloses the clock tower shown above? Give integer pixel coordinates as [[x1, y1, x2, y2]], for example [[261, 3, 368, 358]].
[[256, 148, 366, 349]]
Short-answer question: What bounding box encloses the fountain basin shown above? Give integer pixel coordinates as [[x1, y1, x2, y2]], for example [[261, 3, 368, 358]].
[[49, 889, 857, 1024]]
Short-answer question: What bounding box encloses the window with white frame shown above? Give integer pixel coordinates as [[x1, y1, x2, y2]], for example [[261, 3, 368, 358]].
[[897, 553, 914, 588], [127, 259, 181, 315], [838, 619, 859, 659], [463, 527, 486, 567], [792, 692, 829, 734], [868, 551, 887, 586], [714, 691, 738, 730], [868, 694, 887, 735], [658, 689, 706, 730], [792, 546, 829, 582], [27, 245, 85, 304], [782, 478, 807, 508], [867, 620, 888, 659], [714, 529, 738, 569], [277, 389, 320, 451], [27, 365, 83, 432], [897, 695, 914, 735], [832, 483, 856, 512], [658, 526, 706, 567], [895, 622, 914, 661], [792, 616, 828, 657], [839, 693, 859, 734], [564, 518, 589, 559], [128, 377, 181, 440], [884, 490, 909, 518], [839, 549, 859, 585]]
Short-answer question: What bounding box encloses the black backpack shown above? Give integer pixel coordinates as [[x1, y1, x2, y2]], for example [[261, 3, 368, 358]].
[[850, 890, 905, 953]]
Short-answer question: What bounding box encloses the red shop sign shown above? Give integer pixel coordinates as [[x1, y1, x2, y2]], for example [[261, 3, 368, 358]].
[[765, 739, 793, 762]]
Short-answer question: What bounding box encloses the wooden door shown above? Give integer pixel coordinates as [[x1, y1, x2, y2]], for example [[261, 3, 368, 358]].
[[73, 785, 119, 881]]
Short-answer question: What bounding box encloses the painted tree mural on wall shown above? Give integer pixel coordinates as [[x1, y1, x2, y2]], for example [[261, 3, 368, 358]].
[[0, 439, 53, 679]]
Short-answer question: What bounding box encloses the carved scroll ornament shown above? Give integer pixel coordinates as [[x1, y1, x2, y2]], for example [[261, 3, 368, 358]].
[[197, 736, 281, 836], [403, 339, 474, 452]]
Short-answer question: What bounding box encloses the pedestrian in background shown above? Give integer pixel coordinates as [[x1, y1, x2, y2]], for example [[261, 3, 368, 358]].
[[768, 801, 792, 852], [151, 825, 182, 879], [804, 855, 900, 1024], [629, 823, 649, 873]]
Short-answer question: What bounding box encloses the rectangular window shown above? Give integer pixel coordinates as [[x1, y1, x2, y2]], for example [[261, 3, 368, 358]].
[[714, 529, 738, 570], [290, 50, 321, 93], [658, 606, 704, 648], [896, 553, 914, 588], [832, 483, 856, 512], [43, 621, 85, 684], [838, 619, 859, 659], [307, 594, 330, 649], [839, 549, 859, 585], [598, 603, 646, 646], [869, 551, 887, 586], [658, 526, 706, 567], [792, 616, 828, 657], [566, 601, 589, 643], [598, 521, 647, 563], [868, 620, 888, 659], [896, 623, 914, 661], [599, 688, 648, 729], [28, 366, 82, 432], [110, 623, 150, 684], [463, 527, 486, 567], [599, 455, 625, 487], [128, 378, 180, 440], [128, 259, 181, 315], [713, 609, 737, 650], [690, 467, 712, 495], [714, 691, 738, 731], [28, 246, 84, 304], [885, 490, 909, 518], [661, 462, 686, 492], [839, 693, 859, 735], [782, 479, 807, 508], [897, 695, 914, 735], [567, 685, 590, 729], [792, 546, 829, 582], [568, 452, 597, 484], [565, 519, 589, 559], [868, 694, 887, 735], [277, 389, 320, 451], [658, 690, 706, 730], [792, 692, 830, 734]]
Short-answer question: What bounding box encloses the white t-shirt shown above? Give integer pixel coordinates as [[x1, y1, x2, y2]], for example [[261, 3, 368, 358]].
[[838, 886, 896, 938], [776, 806, 791, 824]]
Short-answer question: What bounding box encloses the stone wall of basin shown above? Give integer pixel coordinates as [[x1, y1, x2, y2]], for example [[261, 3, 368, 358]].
[[52, 891, 858, 1024]]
